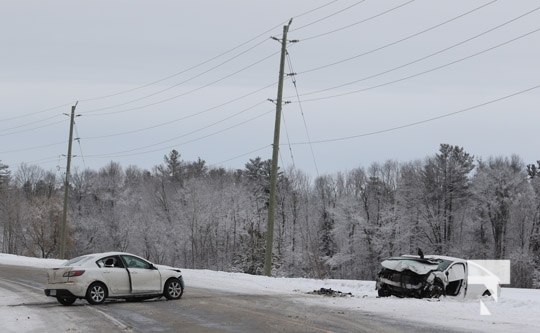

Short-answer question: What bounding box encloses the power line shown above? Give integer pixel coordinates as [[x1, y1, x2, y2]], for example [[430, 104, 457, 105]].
[[298, 0, 418, 41], [76, 0, 339, 104], [82, 82, 278, 140], [285, 51, 320, 178], [210, 145, 271, 168], [73, 122, 86, 169], [82, 51, 280, 117], [297, 0, 500, 76], [288, 83, 540, 145], [298, 25, 540, 103], [0, 141, 65, 154], [0, 118, 68, 137], [84, 107, 274, 159], [1, 1, 337, 122], [291, 0, 368, 33], [81, 39, 271, 114], [293, 0, 340, 20], [0, 102, 75, 123], [0, 114, 63, 132]]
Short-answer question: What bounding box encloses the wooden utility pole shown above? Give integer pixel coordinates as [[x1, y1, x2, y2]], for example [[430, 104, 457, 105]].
[[264, 20, 291, 277], [60, 101, 77, 259]]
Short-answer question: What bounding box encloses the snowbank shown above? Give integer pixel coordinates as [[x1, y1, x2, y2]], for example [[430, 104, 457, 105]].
[[1, 254, 539, 332]]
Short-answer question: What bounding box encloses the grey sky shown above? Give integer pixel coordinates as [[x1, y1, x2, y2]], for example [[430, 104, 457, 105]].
[[1, 0, 539, 178]]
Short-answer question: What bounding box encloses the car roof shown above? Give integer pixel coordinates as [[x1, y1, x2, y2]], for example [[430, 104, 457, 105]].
[[382, 255, 467, 273], [71, 252, 145, 261], [397, 254, 466, 263]]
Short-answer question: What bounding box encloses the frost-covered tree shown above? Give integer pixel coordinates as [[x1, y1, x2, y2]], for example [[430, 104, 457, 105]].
[[417, 145, 474, 253], [185, 157, 207, 179], [157, 149, 184, 185], [471, 156, 534, 259], [526, 161, 540, 263], [25, 196, 64, 258]]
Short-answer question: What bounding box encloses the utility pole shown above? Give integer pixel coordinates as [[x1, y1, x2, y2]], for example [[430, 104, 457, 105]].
[[264, 19, 292, 277], [60, 101, 78, 259]]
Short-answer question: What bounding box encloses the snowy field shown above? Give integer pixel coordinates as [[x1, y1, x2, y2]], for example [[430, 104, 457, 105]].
[[1, 253, 539, 332]]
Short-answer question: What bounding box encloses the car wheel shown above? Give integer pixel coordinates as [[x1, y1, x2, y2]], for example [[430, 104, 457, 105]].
[[164, 278, 183, 300], [86, 282, 107, 305], [377, 287, 391, 297], [56, 297, 76, 306], [429, 283, 444, 298], [482, 290, 492, 297]]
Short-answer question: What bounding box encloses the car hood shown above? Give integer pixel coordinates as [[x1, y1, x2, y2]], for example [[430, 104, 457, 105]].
[[381, 258, 440, 275], [155, 264, 182, 273]]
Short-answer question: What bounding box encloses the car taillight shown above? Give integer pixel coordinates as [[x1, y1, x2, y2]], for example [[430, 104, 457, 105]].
[[63, 270, 85, 277]]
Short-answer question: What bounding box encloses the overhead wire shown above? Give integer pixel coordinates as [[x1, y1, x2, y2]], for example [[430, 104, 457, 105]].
[[81, 38, 272, 114], [0, 0, 342, 167], [285, 51, 320, 177], [275, 95, 296, 170], [77, 0, 339, 103], [291, 0, 368, 32], [2, 1, 339, 122], [287, 83, 540, 145], [83, 82, 278, 140], [210, 145, 271, 168], [82, 50, 280, 117], [85, 109, 274, 160], [0, 102, 75, 123], [297, 25, 540, 103], [297, 0, 418, 41], [0, 141, 65, 154], [73, 122, 86, 169], [84, 104, 275, 158], [4, 1, 538, 173], [0, 114, 64, 132], [297, 0, 500, 76], [0, 118, 68, 137]]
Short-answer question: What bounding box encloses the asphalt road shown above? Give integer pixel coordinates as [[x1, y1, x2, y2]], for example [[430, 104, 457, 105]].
[[0, 264, 468, 333]]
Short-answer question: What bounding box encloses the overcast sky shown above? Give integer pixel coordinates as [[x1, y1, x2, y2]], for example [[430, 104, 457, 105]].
[[1, 0, 539, 178]]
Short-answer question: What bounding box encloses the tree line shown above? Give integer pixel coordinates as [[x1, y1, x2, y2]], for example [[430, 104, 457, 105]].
[[1, 145, 538, 287]]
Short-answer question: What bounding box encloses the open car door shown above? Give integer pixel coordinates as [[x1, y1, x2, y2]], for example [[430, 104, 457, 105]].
[[121, 255, 162, 294]]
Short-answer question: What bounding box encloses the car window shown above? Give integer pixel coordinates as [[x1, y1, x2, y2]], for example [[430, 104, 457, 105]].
[[446, 263, 466, 281], [468, 263, 491, 277], [96, 256, 124, 268], [436, 259, 453, 271], [121, 255, 152, 269], [63, 255, 93, 266]]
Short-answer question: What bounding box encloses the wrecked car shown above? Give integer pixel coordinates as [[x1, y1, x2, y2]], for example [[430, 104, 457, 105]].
[[376, 255, 469, 299]]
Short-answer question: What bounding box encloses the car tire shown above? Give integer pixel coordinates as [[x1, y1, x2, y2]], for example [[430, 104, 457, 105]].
[[56, 297, 76, 306], [482, 290, 492, 297], [377, 287, 391, 297], [86, 282, 107, 305], [429, 282, 444, 298], [164, 278, 183, 300]]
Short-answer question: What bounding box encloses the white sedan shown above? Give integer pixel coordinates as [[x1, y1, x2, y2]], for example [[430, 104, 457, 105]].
[[44, 252, 184, 305]]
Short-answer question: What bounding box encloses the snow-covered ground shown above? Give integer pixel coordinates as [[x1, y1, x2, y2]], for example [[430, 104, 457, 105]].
[[1, 253, 539, 332]]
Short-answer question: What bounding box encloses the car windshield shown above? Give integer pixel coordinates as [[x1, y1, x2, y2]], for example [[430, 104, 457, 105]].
[[437, 259, 454, 271], [62, 255, 93, 266]]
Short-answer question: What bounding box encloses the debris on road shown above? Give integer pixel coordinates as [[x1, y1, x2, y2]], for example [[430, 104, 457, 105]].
[[308, 288, 353, 297]]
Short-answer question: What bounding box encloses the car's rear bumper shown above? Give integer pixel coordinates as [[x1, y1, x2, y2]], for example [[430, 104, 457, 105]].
[[44, 282, 87, 298], [44, 288, 77, 298]]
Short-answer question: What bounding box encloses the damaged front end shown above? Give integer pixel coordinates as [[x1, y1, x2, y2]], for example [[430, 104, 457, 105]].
[[376, 256, 465, 299]]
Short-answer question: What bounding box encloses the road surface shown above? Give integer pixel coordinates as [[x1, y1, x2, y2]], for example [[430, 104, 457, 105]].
[[0, 263, 468, 332]]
